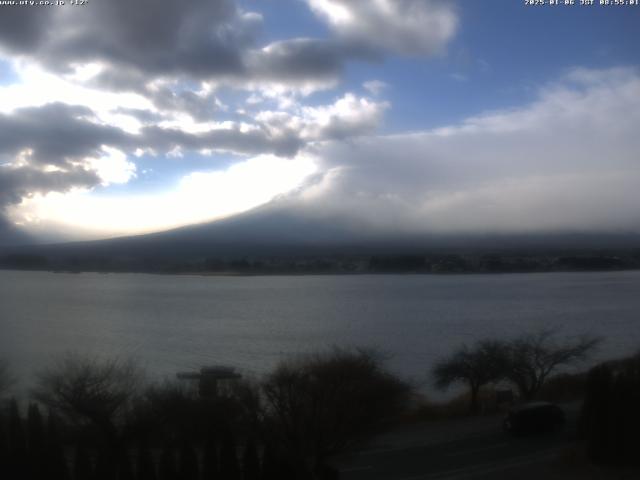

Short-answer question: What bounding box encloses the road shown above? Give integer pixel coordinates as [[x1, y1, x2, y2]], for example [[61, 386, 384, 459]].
[[336, 404, 580, 480]]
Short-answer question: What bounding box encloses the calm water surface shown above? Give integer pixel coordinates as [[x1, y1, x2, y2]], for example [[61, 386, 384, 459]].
[[1, 270, 639, 392]]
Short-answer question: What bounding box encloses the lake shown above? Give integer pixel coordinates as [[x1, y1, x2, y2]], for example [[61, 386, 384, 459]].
[[1, 269, 639, 395]]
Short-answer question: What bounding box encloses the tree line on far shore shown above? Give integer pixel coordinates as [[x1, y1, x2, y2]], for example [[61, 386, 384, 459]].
[[0, 329, 638, 479], [2, 250, 639, 275]]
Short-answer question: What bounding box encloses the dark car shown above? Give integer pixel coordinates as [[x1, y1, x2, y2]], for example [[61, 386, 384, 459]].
[[503, 402, 565, 435]]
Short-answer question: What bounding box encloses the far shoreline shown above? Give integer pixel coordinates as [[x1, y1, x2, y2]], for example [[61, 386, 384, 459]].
[[2, 266, 640, 278]]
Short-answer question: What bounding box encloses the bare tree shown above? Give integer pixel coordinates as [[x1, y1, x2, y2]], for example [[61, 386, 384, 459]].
[[262, 347, 412, 476], [505, 330, 601, 401], [32, 353, 143, 448], [432, 340, 509, 414]]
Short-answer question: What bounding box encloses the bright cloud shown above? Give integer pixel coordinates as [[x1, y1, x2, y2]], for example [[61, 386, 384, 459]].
[[307, 0, 458, 56], [256, 93, 388, 142], [0, 60, 385, 237], [0, 62, 153, 133], [89, 147, 137, 185], [363, 80, 388, 96], [11, 155, 317, 236], [285, 67, 640, 234]]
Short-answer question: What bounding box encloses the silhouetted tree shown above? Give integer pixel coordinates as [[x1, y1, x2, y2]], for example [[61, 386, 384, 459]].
[[178, 442, 199, 480], [74, 444, 94, 480], [0, 417, 8, 478], [46, 412, 70, 480], [242, 438, 260, 480], [259, 444, 277, 480], [136, 380, 199, 441], [27, 403, 45, 449], [28, 403, 47, 479], [610, 365, 638, 464], [260, 444, 294, 480], [133, 379, 246, 443], [33, 354, 143, 450], [226, 379, 263, 435], [314, 463, 340, 480], [219, 429, 240, 480], [582, 364, 612, 462], [7, 399, 25, 478], [202, 436, 219, 480], [0, 426, 8, 479], [136, 442, 157, 480], [94, 447, 116, 480], [116, 449, 134, 480], [581, 353, 640, 466], [158, 445, 178, 480], [8, 399, 25, 448], [505, 330, 601, 401], [433, 340, 509, 414], [8, 399, 27, 480], [262, 347, 411, 476]]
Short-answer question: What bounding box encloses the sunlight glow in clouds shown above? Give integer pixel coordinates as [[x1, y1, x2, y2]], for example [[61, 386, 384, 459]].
[[89, 147, 137, 185], [308, 0, 354, 24], [11, 155, 317, 236], [0, 61, 153, 133]]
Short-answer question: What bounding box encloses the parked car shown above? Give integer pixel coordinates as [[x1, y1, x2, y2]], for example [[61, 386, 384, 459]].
[[503, 402, 565, 435]]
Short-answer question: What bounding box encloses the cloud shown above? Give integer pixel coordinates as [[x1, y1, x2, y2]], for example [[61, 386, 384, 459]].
[[363, 80, 388, 96], [0, 1, 340, 97], [242, 37, 360, 95], [255, 93, 388, 143], [0, 62, 155, 133], [147, 87, 223, 123], [135, 92, 387, 157], [0, 99, 306, 171], [1, 0, 458, 101], [0, 0, 347, 99], [307, 0, 457, 56], [0, 88, 386, 169], [0, 90, 386, 238], [139, 123, 304, 158], [89, 147, 137, 185], [0, 0, 460, 243], [0, 102, 130, 222], [284, 67, 640, 234], [0, 0, 256, 77], [12, 154, 317, 237], [0, 103, 130, 167], [0, 163, 100, 211], [6, 66, 639, 240], [0, 6, 50, 53]]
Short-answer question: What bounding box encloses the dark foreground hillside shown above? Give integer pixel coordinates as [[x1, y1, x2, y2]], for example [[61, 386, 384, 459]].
[[1, 338, 638, 479]]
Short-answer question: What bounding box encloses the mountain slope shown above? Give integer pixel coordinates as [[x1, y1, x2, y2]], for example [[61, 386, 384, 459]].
[[2, 202, 640, 269]]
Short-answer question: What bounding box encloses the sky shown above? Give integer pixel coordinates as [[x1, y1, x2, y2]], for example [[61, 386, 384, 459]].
[[0, 0, 638, 244]]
